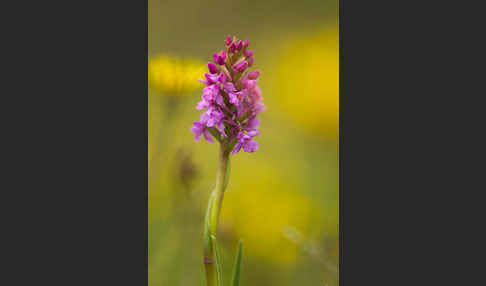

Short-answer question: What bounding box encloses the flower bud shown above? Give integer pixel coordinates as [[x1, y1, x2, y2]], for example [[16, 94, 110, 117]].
[[242, 40, 249, 50], [207, 62, 219, 74], [229, 42, 237, 53], [234, 61, 248, 72], [247, 56, 254, 67], [212, 53, 220, 64], [213, 50, 226, 65], [235, 40, 243, 51], [248, 70, 260, 79], [245, 79, 257, 90], [244, 50, 254, 58], [225, 35, 233, 46]]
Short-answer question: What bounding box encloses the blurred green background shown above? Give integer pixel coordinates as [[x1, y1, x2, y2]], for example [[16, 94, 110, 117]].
[[149, 0, 338, 285]]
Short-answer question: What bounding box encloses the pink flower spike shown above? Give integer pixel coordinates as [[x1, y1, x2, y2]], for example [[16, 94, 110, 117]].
[[191, 36, 264, 154]]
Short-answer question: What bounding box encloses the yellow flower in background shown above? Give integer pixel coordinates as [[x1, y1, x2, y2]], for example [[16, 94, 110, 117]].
[[219, 162, 328, 264], [274, 27, 339, 138], [148, 55, 205, 95]]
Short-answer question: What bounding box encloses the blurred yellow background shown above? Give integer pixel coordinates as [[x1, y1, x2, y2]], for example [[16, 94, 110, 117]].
[[149, 0, 338, 285]]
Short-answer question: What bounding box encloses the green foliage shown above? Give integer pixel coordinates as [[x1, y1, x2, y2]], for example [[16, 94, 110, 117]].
[[211, 235, 224, 286], [231, 240, 243, 286], [203, 192, 215, 257]]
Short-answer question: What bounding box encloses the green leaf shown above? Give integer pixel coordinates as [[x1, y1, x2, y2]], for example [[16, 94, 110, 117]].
[[211, 235, 223, 286], [203, 192, 215, 257], [231, 240, 243, 286]]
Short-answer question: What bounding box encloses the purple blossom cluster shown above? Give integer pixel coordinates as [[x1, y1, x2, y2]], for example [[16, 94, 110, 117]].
[[191, 35, 265, 154]]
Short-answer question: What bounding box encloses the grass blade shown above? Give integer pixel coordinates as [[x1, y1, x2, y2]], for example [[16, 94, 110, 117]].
[[211, 235, 223, 286], [203, 192, 215, 257], [231, 240, 243, 286]]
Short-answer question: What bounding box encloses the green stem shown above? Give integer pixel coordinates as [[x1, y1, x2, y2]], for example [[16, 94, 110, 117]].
[[204, 141, 231, 286]]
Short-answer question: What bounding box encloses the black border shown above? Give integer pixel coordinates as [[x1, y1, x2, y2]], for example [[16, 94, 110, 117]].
[[339, 0, 343, 282], [11, 0, 150, 284]]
